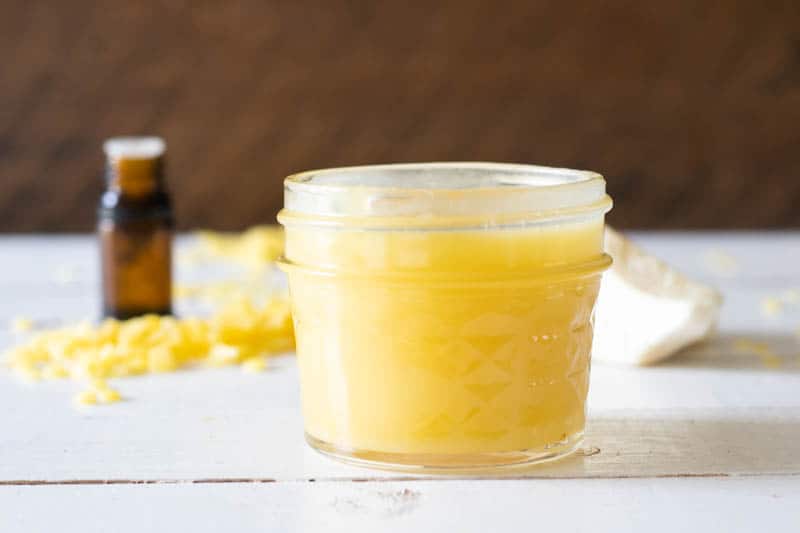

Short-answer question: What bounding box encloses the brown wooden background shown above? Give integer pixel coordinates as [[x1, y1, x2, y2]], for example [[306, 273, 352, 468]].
[[2, 0, 799, 231]]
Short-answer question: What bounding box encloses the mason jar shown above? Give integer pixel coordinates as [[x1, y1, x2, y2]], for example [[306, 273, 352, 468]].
[[278, 162, 612, 472]]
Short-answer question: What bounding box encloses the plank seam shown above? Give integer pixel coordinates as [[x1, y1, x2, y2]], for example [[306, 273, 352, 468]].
[[2, 471, 799, 486]]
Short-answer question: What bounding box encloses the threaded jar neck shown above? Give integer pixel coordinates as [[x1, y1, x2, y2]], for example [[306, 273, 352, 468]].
[[279, 162, 612, 230]]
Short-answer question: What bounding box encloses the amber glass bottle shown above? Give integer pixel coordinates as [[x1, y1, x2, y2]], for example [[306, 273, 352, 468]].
[[98, 137, 173, 319]]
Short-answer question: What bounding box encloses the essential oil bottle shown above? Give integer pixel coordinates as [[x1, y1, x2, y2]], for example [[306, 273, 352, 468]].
[[98, 137, 173, 319]]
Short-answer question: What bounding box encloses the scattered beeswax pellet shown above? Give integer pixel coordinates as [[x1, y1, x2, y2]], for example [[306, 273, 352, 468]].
[[733, 339, 783, 369], [41, 364, 69, 379], [175, 278, 276, 306], [11, 317, 34, 333], [97, 388, 122, 404], [760, 297, 783, 317], [75, 390, 98, 405], [194, 226, 284, 271], [4, 296, 294, 406], [242, 357, 267, 373]]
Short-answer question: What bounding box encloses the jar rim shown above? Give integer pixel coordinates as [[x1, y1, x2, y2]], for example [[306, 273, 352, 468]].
[[280, 162, 611, 228]]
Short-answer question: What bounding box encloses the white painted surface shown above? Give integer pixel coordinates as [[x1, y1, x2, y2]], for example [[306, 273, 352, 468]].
[[1, 233, 800, 531], [2, 477, 799, 533]]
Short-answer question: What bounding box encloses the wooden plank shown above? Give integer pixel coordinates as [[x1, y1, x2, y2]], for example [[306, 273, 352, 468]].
[[0, 236, 240, 322], [1, 233, 800, 483], [627, 231, 800, 289], [1, 477, 798, 532], [1, 231, 800, 282], [1, 232, 798, 287], [0, 359, 798, 482]]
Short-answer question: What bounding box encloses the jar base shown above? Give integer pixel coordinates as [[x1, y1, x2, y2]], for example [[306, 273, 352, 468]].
[[305, 432, 583, 474]]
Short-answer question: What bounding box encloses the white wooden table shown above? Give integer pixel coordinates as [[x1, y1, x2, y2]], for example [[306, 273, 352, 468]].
[[1, 233, 799, 532]]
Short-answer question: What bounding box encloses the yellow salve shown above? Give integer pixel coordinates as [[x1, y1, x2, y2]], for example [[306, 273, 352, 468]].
[[279, 163, 612, 470]]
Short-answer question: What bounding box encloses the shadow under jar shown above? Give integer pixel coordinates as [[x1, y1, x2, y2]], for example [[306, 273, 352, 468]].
[[278, 163, 612, 472]]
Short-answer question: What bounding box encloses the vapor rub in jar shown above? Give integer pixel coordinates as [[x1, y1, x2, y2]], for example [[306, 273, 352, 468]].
[[278, 162, 613, 472]]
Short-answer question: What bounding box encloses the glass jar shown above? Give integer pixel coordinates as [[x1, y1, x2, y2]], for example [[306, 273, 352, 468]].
[[278, 162, 612, 472]]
